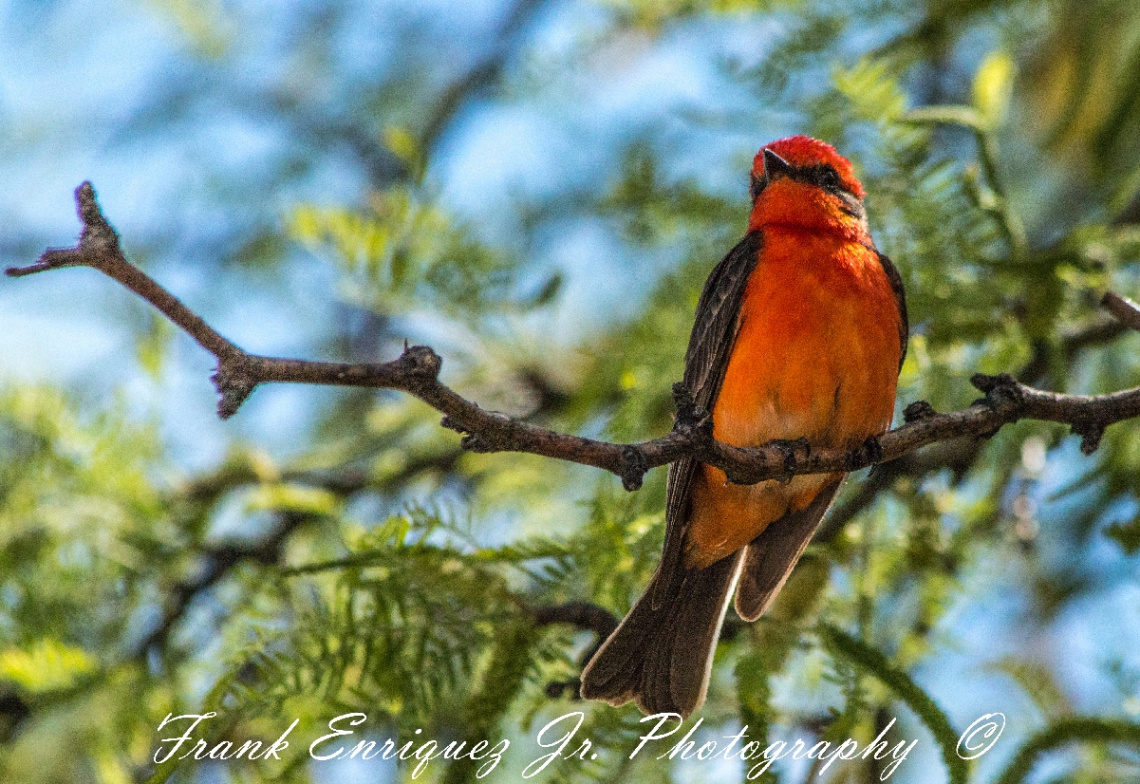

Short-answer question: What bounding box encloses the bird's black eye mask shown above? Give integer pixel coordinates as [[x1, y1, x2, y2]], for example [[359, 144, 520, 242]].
[[750, 151, 865, 219]]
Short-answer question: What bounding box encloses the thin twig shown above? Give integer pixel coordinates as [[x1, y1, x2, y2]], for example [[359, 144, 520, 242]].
[[1101, 292, 1140, 334], [133, 511, 315, 659], [9, 183, 1140, 494]]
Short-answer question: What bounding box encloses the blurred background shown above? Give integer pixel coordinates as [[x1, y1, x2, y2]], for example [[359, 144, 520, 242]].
[[2, 0, 1140, 782]]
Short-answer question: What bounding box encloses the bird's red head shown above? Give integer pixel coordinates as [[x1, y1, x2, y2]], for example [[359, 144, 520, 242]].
[[747, 136, 868, 238]]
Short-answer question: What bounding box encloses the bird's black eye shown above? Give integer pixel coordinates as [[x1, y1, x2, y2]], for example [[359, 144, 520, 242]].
[[818, 165, 841, 190]]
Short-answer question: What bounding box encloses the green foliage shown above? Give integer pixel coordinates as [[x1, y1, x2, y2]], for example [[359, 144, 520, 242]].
[[601, 0, 805, 29], [820, 624, 968, 784], [0, 639, 97, 695], [993, 717, 1140, 784], [289, 187, 525, 320], [253, 506, 565, 726]]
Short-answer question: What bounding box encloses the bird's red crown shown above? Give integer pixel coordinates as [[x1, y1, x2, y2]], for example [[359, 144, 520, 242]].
[[752, 135, 865, 200]]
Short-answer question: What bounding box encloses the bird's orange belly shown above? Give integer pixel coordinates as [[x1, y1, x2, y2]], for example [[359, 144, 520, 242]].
[[684, 232, 901, 568]]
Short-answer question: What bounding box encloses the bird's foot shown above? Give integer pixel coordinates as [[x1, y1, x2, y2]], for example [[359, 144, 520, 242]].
[[769, 438, 810, 484], [846, 436, 883, 471]]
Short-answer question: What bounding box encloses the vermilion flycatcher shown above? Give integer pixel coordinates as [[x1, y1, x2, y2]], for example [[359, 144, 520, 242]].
[[580, 136, 908, 717]]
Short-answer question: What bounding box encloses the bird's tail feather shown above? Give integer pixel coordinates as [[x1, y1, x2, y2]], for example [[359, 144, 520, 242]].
[[580, 550, 743, 717]]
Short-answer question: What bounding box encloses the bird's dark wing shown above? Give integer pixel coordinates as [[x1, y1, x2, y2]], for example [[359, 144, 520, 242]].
[[680, 231, 765, 411], [875, 251, 908, 371], [651, 230, 762, 608]]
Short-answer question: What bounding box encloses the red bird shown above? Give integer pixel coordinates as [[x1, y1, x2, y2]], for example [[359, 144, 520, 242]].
[[580, 136, 908, 717]]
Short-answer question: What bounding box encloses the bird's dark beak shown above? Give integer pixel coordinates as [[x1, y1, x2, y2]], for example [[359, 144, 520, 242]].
[[751, 149, 795, 202], [762, 149, 794, 184]]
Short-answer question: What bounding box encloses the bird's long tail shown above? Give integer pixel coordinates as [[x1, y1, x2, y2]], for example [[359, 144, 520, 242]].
[[579, 550, 743, 717]]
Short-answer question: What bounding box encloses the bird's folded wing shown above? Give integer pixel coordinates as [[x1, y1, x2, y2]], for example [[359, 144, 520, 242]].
[[653, 230, 762, 607]]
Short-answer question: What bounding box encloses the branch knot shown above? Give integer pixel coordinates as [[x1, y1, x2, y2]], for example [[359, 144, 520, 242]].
[[620, 446, 649, 491], [75, 182, 122, 260], [6, 182, 123, 277], [398, 344, 442, 384], [449, 409, 512, 453], [1071, 420, 1106, 455], [212, 360, 259, 420], [903, 400, 937, 423], [971, 372, 1026, 423]]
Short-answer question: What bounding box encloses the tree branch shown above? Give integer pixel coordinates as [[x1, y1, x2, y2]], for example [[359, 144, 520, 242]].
[[9, 183, 1140, 493], [530, 601, 619, 699], [133, 511, 315, 660]]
